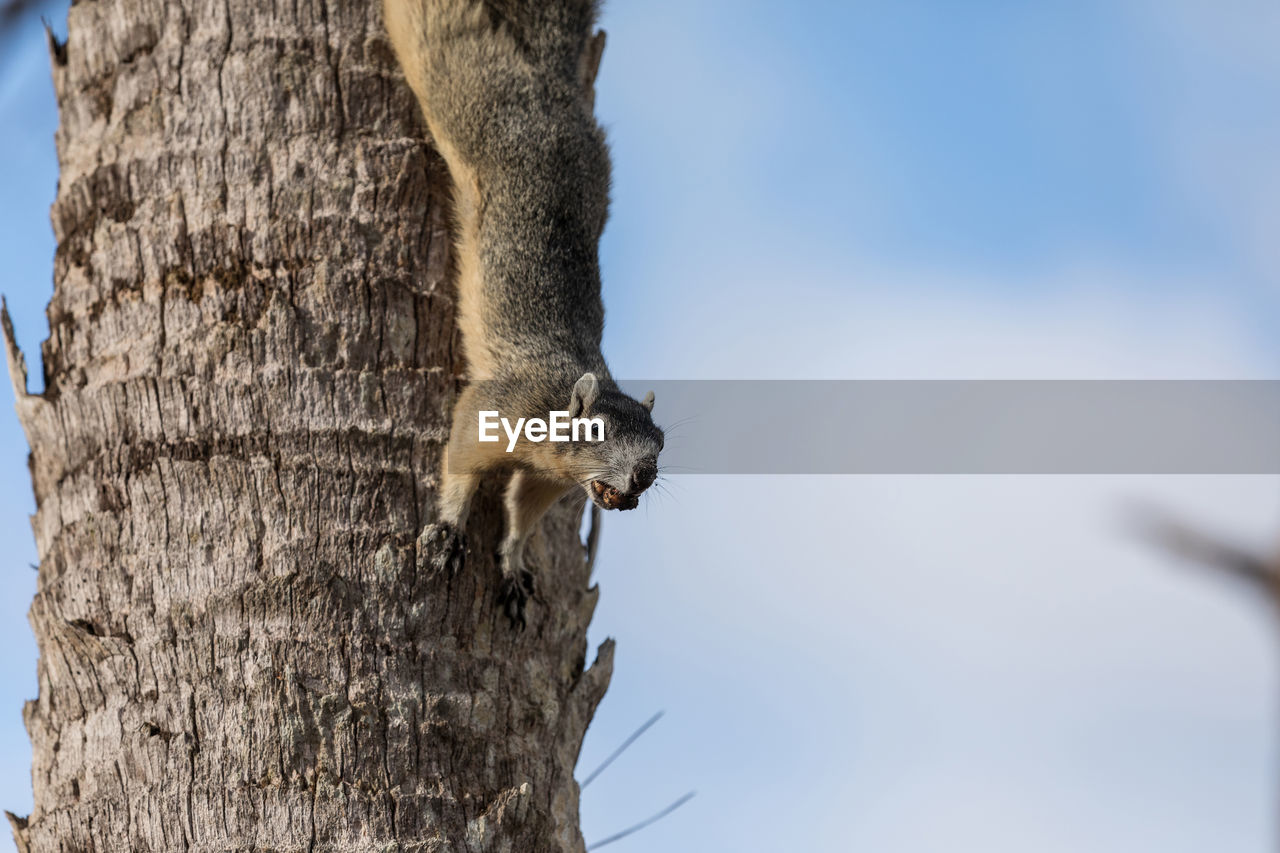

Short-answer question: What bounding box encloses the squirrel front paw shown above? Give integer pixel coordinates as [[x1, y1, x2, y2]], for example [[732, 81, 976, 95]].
[[419, 522, 467, 577], [497, 568, 536, 631]]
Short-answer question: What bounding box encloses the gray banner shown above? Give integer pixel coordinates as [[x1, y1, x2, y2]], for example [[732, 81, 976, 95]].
[[606, 380, 1280, 474]]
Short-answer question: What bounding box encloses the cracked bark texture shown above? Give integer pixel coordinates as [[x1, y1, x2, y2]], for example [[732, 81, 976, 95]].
[[3, 0, 613, 850]]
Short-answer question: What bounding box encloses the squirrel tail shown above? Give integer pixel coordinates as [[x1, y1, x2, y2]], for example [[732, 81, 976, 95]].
[[383, 0, 611, 380], [383, 0, 604, 176]]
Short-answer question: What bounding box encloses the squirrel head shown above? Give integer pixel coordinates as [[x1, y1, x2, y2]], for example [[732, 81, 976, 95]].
[[564, 373, 663, 512]]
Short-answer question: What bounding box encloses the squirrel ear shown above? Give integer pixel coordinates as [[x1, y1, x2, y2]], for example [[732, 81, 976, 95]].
[[569, 372, 600, 418], [640, 390, 655, 412]]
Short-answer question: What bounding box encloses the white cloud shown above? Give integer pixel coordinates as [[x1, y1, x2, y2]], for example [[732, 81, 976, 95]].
[[585, 275, 1280, 851], [612, 257, 1278, 380], [1119, 0, 1280, 290]]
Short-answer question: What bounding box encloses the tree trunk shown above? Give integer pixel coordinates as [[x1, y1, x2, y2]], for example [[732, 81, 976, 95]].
[[3, 0, 612, 850]]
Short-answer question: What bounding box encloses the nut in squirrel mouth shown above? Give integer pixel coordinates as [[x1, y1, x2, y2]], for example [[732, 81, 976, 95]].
[[590, 480, 639, 511]]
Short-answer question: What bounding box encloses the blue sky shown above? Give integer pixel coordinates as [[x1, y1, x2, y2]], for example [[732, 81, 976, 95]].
[[0, 1, 59, 842], [3, 1, 1280, 851]]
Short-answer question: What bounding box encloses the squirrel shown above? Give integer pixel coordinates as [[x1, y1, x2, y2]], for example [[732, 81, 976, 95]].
[[384, 0, 664, 627]]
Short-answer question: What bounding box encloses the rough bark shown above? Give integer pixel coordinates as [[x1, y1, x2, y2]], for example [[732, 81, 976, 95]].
[[3, 0, 612, 850]]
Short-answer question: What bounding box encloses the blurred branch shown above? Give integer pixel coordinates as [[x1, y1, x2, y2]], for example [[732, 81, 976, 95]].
[[586, 791, 695, 850], [0, 0, 39, 31], [580, 710, 663, 789], [1133, 504, 1279, 602]]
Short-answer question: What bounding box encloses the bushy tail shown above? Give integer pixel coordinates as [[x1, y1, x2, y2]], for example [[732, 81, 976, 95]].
[[382, 0, 612, 379], [382, 0, 604, 176]]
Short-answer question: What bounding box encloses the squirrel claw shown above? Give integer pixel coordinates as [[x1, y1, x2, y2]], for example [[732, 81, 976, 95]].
[[419, 522, 466, 577], [498, 570, 535, 630]]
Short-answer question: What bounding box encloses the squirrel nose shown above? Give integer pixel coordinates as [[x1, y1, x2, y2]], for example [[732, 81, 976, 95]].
[[629, 462, 657, 493]]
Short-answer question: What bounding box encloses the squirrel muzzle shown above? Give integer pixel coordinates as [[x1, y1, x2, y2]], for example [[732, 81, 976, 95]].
[[590, 480, 641, 511]]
